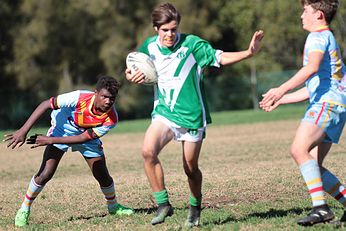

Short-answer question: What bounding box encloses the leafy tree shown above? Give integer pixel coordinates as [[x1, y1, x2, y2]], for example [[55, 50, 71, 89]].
[[2, 0, 345, 128], [333, 3, 346, 57], [0, 0, 35, 128]]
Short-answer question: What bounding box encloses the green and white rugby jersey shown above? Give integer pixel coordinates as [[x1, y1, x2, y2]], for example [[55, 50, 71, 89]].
[[139, 33, 223, 129]]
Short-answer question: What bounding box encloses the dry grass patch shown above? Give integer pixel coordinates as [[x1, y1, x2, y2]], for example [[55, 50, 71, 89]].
[[1, 120, 346, 230]]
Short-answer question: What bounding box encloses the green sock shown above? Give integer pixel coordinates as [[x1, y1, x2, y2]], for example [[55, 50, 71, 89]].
[[189, 194, 202, 207], [153, 189, 169, 205]]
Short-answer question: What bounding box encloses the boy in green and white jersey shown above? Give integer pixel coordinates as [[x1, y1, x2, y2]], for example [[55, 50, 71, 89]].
[[125, 2, 264, 227], [139, 34, 222, 129]]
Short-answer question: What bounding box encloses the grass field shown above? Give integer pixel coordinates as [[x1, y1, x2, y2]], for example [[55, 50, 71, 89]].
[[1, 105, 346, 230]]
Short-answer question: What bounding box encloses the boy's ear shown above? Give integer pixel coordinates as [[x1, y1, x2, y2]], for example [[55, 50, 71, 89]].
[[154, 26, 158, 32], [317, 10, 325, 20]]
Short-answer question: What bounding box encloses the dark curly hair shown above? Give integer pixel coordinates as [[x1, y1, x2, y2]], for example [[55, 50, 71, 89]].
[[96, 76, 121, 96]]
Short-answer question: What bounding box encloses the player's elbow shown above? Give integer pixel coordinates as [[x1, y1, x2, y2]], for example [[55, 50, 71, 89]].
[[83, 130, 98, 141], [306, 64, 320, 75]]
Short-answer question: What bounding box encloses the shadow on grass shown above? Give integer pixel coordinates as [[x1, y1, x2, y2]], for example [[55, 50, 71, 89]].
[[66, 206, 185, 221], [243, 205, 343, 221], [67, 213, 108, 221], [66, 206, 317, 225], [134, 206, 189, 214], [203, 215, 238, 225], [243, 207, 306, 220], [134, 207, 156, 214], [202, 207, 309, 226]]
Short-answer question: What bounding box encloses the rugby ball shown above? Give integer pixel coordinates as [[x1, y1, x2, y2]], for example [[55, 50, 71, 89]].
[[126, 52, 158, 85]]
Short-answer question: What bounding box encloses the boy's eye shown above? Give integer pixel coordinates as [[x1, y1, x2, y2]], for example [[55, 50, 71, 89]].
[[162, 29, 176, 33]]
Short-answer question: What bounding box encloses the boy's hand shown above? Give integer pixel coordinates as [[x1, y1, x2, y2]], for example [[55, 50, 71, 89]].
[[260, 87, 285, 108], [125, 68, 145, 84], [26, 134, 41, 144], [3, 130, 27, 149], [26, 134, 50, 149], [248, 30, 264, 56], [259, 100, 280, 112]]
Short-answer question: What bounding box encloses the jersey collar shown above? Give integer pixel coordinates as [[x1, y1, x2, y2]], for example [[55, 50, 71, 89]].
[[313, 25, 330, 32]]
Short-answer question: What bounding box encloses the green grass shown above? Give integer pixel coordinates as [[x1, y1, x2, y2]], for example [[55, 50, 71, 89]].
[[210, 104, 306, 127], [113, 104, 307, 133], [1, 104, 306, 137], [1, 107, 346, 230]]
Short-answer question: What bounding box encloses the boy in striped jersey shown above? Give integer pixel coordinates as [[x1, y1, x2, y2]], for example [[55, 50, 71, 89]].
[[4, 76, 134, 227], [260, 0, 346, 226], [125, 2, 264, 227]]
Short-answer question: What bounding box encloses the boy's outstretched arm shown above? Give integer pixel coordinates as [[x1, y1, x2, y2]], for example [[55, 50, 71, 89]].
[[220, 30, 264, 65], [29, 131, 95, 149], [4, 99, 51, 149], [260, 87, 309, 112], [260, 51, 323, 107]]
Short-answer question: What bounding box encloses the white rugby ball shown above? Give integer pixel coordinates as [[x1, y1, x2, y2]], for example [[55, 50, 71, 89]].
[[126, 52, 158, 85]]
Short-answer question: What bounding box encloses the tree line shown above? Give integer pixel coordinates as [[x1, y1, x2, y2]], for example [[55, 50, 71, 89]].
[[1, 0, 345, 129]]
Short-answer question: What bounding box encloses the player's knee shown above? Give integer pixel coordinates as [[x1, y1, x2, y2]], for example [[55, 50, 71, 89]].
[[183, 164, 200, 179], [98, 176, 113, 188], [290, 144, 301, 160], [35, 172, 53, 185], [142, 146, 158, 163], [93, 170, 112, 185]]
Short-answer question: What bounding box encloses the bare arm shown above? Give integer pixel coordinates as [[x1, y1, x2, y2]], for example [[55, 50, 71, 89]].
[[220, 30, 264, 65], [260, 51, 323, 107], [29, 132, 92, 149], [260, 87, 309, 112], [4, 99, 51, 149]]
